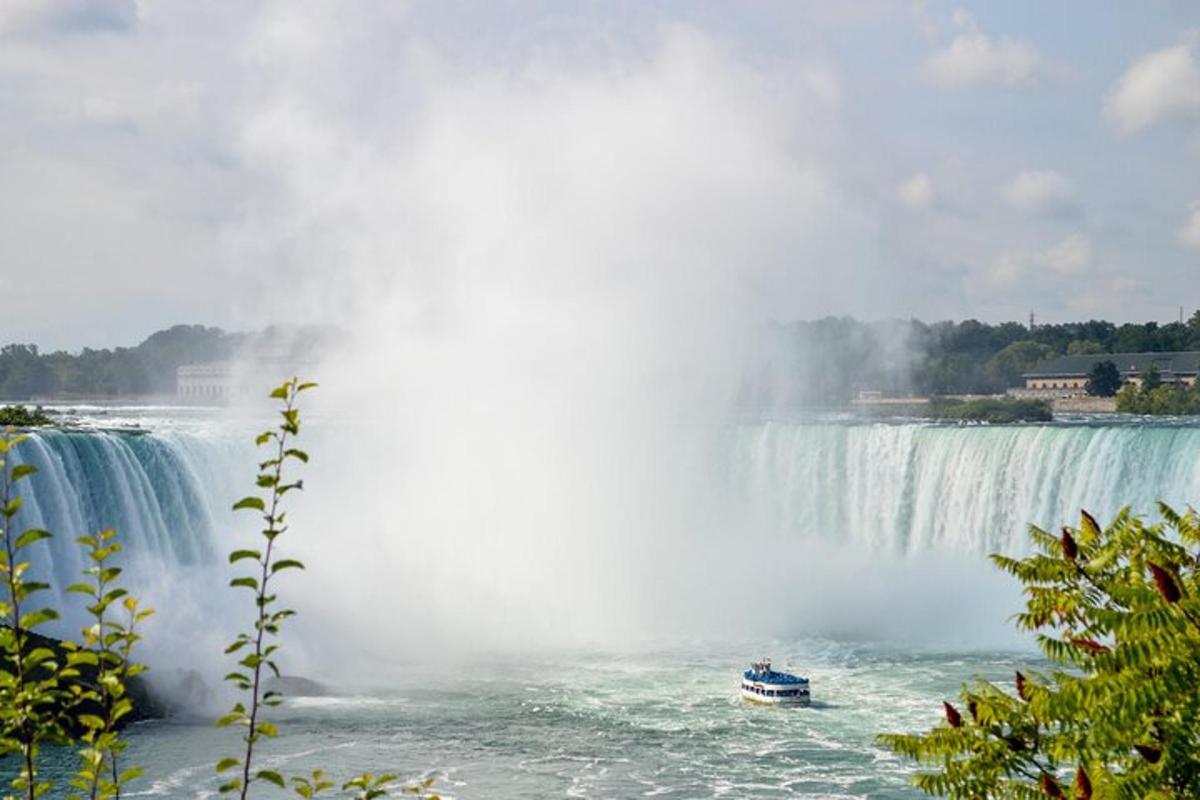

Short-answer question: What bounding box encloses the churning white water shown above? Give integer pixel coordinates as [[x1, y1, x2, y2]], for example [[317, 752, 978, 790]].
[[4, 412, 1199, 797], [726, 419, 1200, 556], [9, 413, 1200, 647]]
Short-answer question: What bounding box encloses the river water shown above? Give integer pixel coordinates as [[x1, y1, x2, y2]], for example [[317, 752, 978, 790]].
[[3, 407, 1193, 797]]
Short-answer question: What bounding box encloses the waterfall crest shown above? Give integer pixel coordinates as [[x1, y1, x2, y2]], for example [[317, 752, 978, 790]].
[[5, 429, 246, 631], [728, 420, 1200, 555]]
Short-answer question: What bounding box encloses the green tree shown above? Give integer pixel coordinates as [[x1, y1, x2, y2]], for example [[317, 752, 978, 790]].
[[1085, 361, 1122, 397], [1115, 383, 1141, 412], [1067, 339, 1105, 356], [1140, 365, 1164, 393], [984, 341, 1054, 389], [880, 506, 1200, 798]]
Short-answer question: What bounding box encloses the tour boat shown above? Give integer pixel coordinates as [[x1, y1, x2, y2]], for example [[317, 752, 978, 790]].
[[741, 658, 810, 705]]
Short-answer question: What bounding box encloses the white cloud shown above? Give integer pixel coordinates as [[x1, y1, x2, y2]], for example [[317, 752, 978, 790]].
[[1001, 170, 1077, 216], [898, 172, 933, 209], [922, 10, 1043, 88], [1104, 42, 1200, 134], [985, 232, 1091, 287], [986, 253, 1024, 288], [1039, 233, 1090, 275], [0, 0, 136, 36], [1180, 205, 1200, 249]]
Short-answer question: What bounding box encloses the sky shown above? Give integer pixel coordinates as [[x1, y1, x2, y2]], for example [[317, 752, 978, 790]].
[[0, 1, 1198, 350]]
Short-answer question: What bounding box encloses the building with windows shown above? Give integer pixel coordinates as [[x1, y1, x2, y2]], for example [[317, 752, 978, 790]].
[[176, 362, 234, 400], [177, 356, 316, 402], [1022, 351, 1200, 395]]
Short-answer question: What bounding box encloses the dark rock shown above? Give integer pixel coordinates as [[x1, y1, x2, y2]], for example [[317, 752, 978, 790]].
[[1, 628, 167, 731], [264, 675, 334, 697]]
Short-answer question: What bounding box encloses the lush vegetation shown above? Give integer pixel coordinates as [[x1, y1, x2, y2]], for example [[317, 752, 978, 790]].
[[0, 325, 334, 401], [0, 406, 52, 427], [0, 381, 438, 799], [1085, 361, 1122, 397], [1115, 379, 1200, 415], [8, 314, 1200, 405], [745, 314, 1200, 407], [880, 506, 1200, 798], [910, 315, 1200, 395], [925, 397, 1052, 423]]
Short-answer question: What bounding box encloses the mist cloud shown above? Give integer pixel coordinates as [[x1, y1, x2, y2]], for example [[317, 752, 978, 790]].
[[225, 8, 863, 658]]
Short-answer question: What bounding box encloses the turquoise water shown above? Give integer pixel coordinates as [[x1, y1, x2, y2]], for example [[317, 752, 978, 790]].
[[4, 410, 1195, 797], [107, 642, 1030, 799]]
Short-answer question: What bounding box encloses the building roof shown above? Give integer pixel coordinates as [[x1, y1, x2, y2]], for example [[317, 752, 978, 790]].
[[1024, 351, 1200, 378]]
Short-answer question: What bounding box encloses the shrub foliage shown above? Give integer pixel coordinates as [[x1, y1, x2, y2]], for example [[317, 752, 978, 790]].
[[926, 398, 1052, 423], [879, 506, 1200, 798]]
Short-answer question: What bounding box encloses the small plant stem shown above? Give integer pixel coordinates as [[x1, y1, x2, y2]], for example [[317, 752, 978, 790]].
[[238, 392, 295, 800], [2, 457, 35, 800]]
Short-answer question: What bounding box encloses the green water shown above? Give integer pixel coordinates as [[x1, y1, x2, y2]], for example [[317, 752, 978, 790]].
[[92, 640, 1031, 798]]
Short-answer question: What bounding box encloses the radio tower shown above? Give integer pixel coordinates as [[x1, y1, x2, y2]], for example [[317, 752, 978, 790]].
[[1029, 310, 1035, 331]]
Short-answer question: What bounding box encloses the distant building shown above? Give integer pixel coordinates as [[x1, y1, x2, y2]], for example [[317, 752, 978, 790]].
[[177, 357, 315, 402], [177, 362, 233, 400], [1022, 351, 1200, 395]]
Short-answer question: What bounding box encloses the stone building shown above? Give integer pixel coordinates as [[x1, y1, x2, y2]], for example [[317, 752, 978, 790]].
[[176, 362, 234, 400], [1022, 351, 1200, 395], [177, 357, 312, 402]]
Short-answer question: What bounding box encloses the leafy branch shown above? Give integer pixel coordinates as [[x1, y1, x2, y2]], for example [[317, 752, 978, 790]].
[[65, 529, 151, 800], [0, 432, 64, 800], [217, 378, 316, 797], [879, 505, 1200, 798]]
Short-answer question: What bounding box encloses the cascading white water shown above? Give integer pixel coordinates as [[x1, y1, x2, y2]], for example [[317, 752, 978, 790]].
[[4, 428, 248, 639], [6, 418, 1200, 650], [727, 419, 1200, 556]]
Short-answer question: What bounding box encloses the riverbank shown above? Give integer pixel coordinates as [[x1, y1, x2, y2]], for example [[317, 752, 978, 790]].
[[855, 394, 1119, 416]]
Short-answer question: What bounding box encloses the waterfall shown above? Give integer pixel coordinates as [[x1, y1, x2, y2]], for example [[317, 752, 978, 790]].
[[726, 420, 1200, 556], [5, 418, 1200, 646], [3, 428, 248, 636]]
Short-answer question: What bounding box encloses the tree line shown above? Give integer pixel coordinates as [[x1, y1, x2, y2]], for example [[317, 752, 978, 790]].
[[0, 325, 335, 401], [741, 314, 1200, 408], [6, 315, 1200, 404]]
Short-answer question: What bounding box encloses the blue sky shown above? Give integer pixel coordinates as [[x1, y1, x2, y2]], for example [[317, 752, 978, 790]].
[[0, 1, 1198, 350]]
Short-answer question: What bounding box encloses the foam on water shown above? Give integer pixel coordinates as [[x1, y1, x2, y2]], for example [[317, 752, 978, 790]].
[[3, 413, 1198, 796]]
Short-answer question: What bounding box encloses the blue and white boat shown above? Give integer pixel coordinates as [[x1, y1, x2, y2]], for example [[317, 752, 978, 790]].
[[741, 658, 810, 705]]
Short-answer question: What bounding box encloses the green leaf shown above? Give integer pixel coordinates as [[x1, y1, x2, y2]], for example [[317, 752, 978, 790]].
[[77, 714, 106, 730], [216, 710, 245, 727], [233, 496, 265, 512], [20, 608, 59, 628], [230, 576, 259, 591], [257, 769, 285, 787], [271, 559, 305, 574], [229, 549, 261, 563], [14, 528, 52, 549], [11, 463, 36, 481], [216, 757, 241, 773]]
